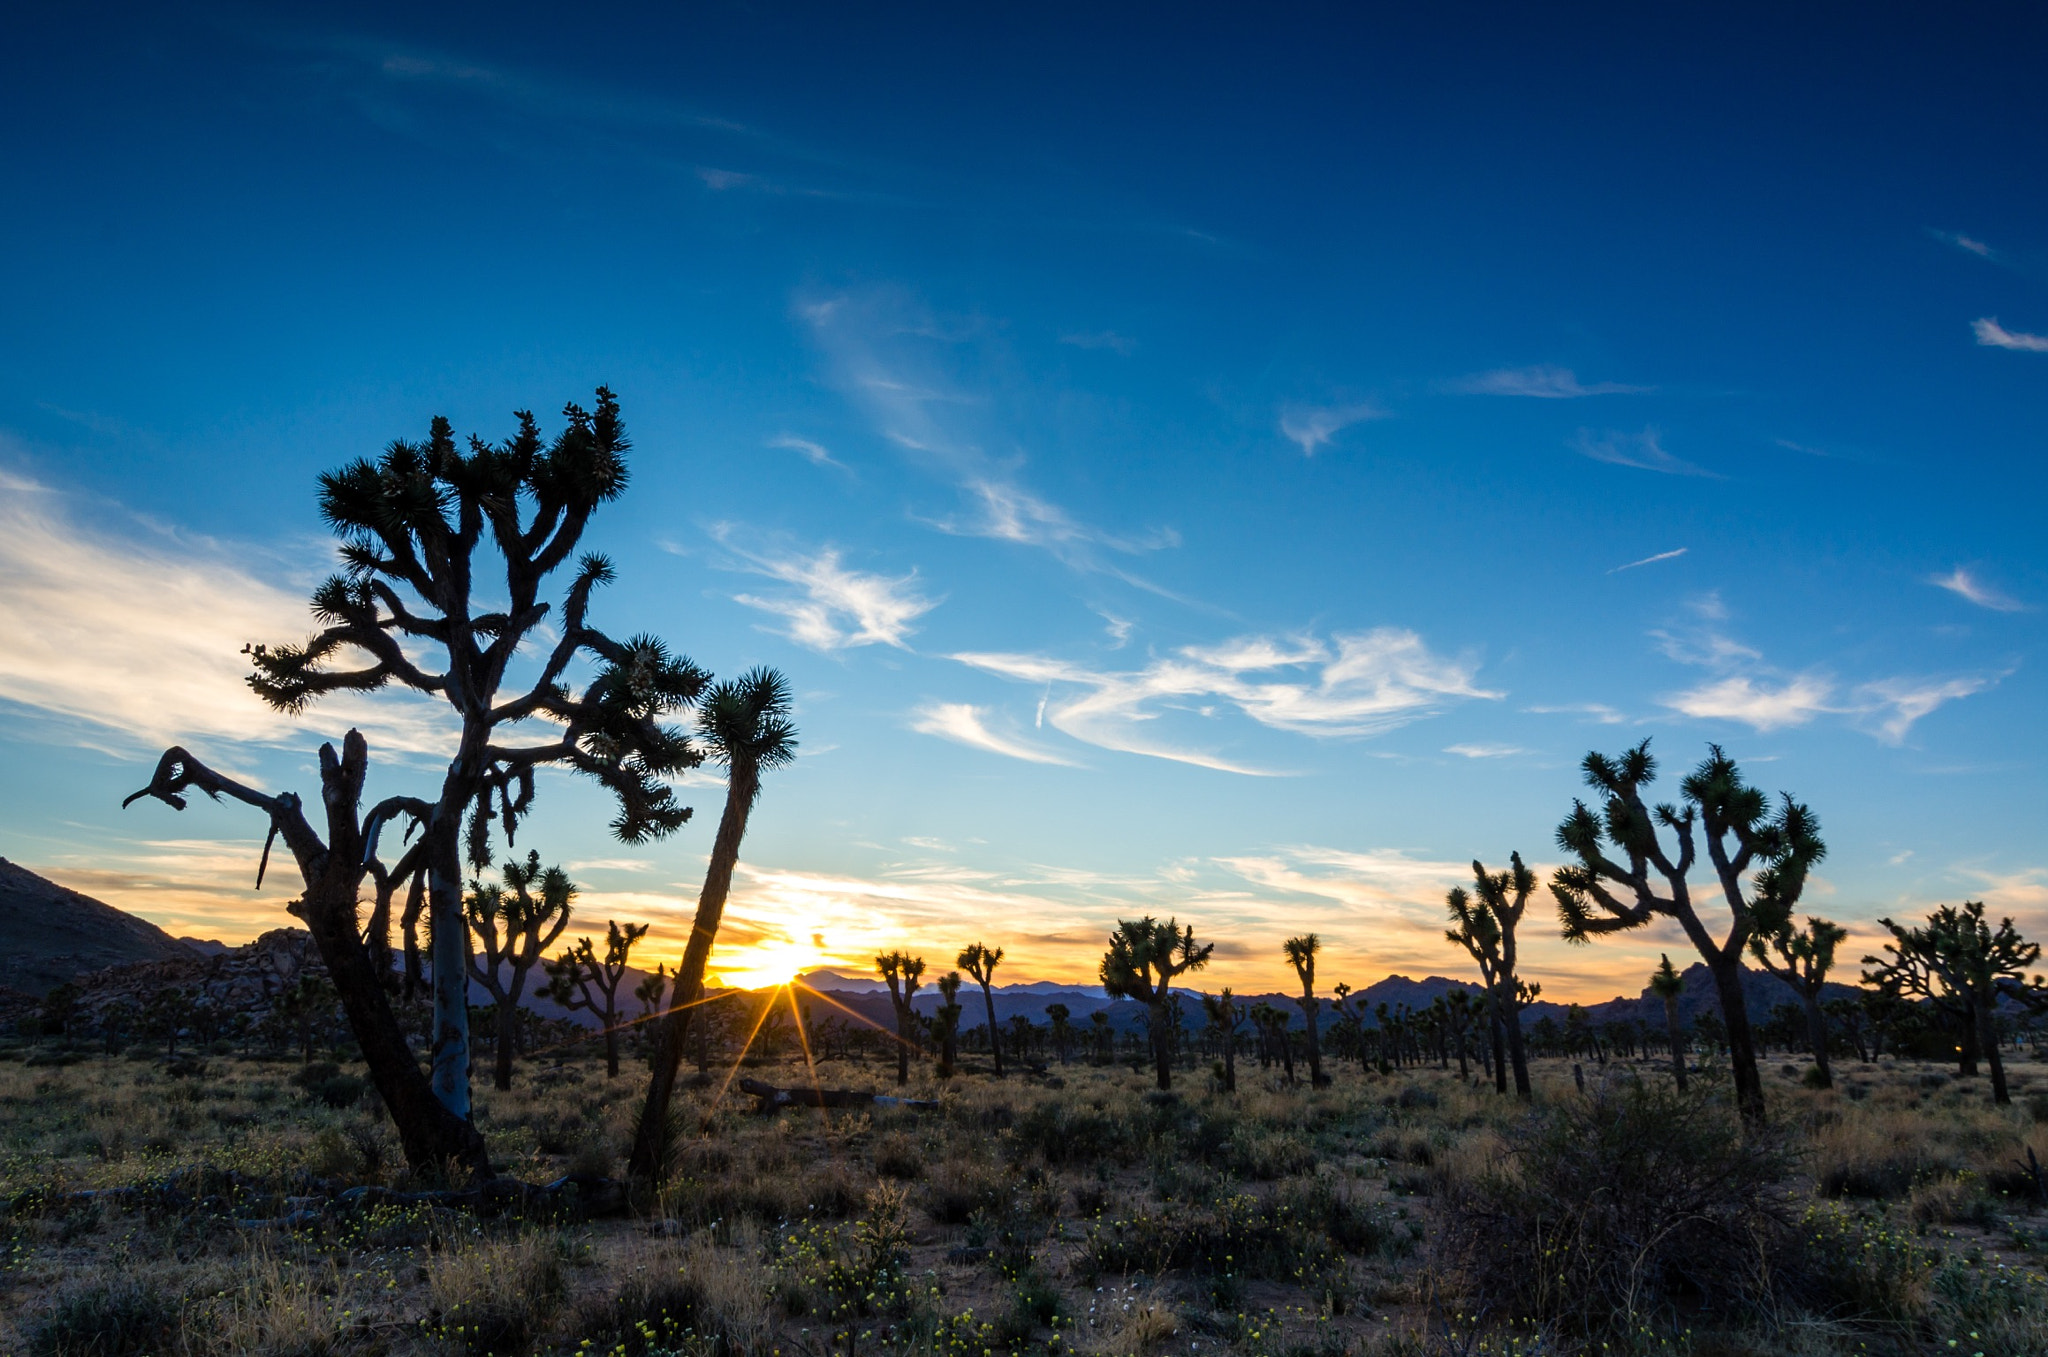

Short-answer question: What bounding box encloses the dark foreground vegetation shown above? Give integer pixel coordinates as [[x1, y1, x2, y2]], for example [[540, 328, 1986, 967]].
[[4, 1044, 2046, 1357]]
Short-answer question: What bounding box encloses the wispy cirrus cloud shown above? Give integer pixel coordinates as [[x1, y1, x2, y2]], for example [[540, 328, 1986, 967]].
[[0, 467, 448, 756], [1450, 365, 1647, 398], [952, 628, 1498, 774], [1973, 317, 2048, 352], [1931, 229, 1999, 260], [768, 434, 849, 472], [1572, 427, 1718, 477], [800, 287, 1178, 579], [711, 527, 938, 651], [910, 702, 1080, 766], [1278, 402, 1386, 456], [1930, 566, 2026, 612], [1653, 593, 1999, 743], [1444, 742, 1528, 758], [1060, 330, 1137, 355]]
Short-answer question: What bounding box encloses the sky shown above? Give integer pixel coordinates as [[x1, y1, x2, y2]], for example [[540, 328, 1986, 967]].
[[1, 3, 2045, 1000]]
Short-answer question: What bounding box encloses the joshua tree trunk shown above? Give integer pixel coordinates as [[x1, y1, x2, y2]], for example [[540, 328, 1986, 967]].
[[1976, 999, 2010, 1105], [494, 998, 520, 1092], [1802, 993, 1832, 1089], [426, 826, 472, 1115], [1708, 956, 1763, 1123], [1957, 1011, 1980, 1076], [1302, 1000, 1324, 1087], [895, 1004, 913, 1085], [1147, 1000, 1173, 1089], [1661, 995, 1688, 1091], [629, 762, 761, 1183], [980, 983, 1004, 1077], [1488, 1012, 1505, 1092], [1221, 1024, 1236, 1092]]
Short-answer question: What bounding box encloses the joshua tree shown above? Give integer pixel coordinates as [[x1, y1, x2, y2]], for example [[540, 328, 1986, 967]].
[[1747, 906, 1847, 1089], [1866, 902, 2040, 1105], [466, 851, 576, 1091], [544, 920, 648, 1078], [1282, 934, 1327, 1086], [1100, 917, 1214, 1090], [635, 964, 670, 1022], [1649, 954, 1689, 1090], [125, 394, 704, 1172], [1442, 988, 1474, 1080], [958, 942, 1006, 1077], [934, 971, 964, 1077], [1045, 1002, 1072, 1064], [1251, 1001, 1295, 1082], [1445, 854, 1537, 1098], [1202, 989, 1243, 1092], [1089, 1009, 1112, 1063], [876, 951, 927, 1085], [628, 667, 797, 1182], [1550, 742, 1823, 1128]]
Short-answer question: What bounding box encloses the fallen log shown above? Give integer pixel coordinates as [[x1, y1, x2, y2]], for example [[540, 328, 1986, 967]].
[[736, 1077, 938, 1111]]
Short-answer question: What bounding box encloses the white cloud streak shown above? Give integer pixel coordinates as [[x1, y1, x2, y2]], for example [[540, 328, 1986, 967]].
[[1663, 674, 1838, 732], [0, 469, 448, 756], [1610, 547, 1688, 574], [768, 434, 848, 471], [1451, 365, 1647, 398], [1278, 402, 1385, 456], [952, 628, 1498, 774], [715, 528, 938, 651], [1444, 743, 1527, 758], [909, 702, 1080, 765], [1931, 566, 2025, 612], [1572, 428, 1718, 477], [1973, 317, 2048, 352]]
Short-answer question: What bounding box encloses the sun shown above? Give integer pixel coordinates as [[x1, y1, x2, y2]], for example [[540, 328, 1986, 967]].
[[713, 937, 829, 992]]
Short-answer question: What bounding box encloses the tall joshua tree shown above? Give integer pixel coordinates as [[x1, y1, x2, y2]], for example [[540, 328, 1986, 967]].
[[1747, 907, 1848, 1089], [1446, 854, 1536, 1098], [1550, 742, 1824, 1128], [1202, 989, 1243, 1092], [1100, 917, 1213, 1090], [1649, 954, 1689, 1090], [1866, 902, 2039, 1106], [544, 920, 647, 1078], [627, 667, 797, 1182], [934, 971, 964, 1077], [466, 851, 576, 1090], [876, 951, 927, 1085], [132, 390, 706, 1142], [1282, 934, 1327, 1087], [958, 942, 1006, 1076]]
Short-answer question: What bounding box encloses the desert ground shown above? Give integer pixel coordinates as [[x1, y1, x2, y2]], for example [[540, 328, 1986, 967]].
[[4, 1041, 2046, 1357]]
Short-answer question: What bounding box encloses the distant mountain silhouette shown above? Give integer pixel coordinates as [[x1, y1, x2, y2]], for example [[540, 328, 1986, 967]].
[[0, 858, 198, 996]]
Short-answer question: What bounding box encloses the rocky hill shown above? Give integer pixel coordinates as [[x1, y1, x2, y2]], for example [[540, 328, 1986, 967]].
[[0, 858, 197, 996]]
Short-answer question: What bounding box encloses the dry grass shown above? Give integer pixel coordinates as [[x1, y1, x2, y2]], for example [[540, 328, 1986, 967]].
[[2, 1047, 2046, 1356]]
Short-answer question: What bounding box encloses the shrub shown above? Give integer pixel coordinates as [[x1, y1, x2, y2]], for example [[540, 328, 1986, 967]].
[[424, 1234, 567, 1356], [1435, 1078, 1791, 1339], [872, 1131, 925, 1180], [25, 1280, 181, 1357], [923, 1156, 1009, 1225]]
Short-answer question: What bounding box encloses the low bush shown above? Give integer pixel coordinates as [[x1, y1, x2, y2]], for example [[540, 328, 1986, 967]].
[[1435, 1078, 1791, 1339], [25, 1280, 182, 1357]]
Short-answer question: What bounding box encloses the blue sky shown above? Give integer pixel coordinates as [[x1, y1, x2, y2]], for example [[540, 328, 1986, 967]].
[[2, 3, 2044, 997]]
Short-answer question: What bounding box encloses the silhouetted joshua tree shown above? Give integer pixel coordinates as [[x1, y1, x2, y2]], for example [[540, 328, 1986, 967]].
[[466, 851, 575, 1091], [1747, 904, 1847, 1089], [958, 942, 1006, 1076], [1282, 934, 1328, 1087], [1100, 916, 1213, 1090], [1550, 742, 1824, 1128], [635, 964, 670, 1022], [1649, 954, 1689, 1091], [1251, 1001, 1294, 1082], [124, 392, 704, 1176], [628, 667, 797, 1183], [1446, 853, 1537, 1098], [876, 951, 927, 1085], [1201, 988, 1243, 1092], [1045, 1002, 1073, 1064], [1865, 902, 2039, 1106], [934, 971, 964, 1077], [1441, 988, 1474, 1080], [544, 920, 648, 1078]]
